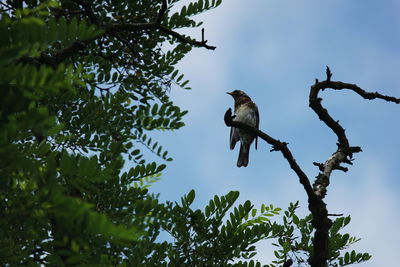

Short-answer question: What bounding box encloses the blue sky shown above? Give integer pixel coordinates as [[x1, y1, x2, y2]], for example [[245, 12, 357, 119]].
[[145, 0, 400, 265]]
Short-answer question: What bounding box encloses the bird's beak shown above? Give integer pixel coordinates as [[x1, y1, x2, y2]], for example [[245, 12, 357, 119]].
[[226, 92, 233, 96]]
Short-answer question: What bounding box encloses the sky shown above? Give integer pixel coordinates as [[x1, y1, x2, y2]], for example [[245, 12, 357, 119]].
[[146, 0, 400, 265]]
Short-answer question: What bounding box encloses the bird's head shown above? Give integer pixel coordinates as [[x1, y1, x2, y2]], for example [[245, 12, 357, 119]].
[[226, 90, 249, 100]]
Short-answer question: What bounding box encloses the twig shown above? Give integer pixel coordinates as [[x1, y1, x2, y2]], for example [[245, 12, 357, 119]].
[[158, 25, 216, 50], [327, 213, 344, 217]]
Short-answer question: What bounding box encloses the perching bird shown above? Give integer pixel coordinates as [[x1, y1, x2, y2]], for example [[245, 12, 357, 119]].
[[227, 90, 259, 167]]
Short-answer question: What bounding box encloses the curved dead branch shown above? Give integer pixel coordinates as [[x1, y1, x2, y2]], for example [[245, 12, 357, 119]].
[[224, 66, 399, 267]]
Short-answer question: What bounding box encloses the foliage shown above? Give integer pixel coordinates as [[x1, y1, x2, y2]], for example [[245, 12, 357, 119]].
[[265, 202, 371, 267], [163, 190, 283, 266], [0, 0, 370, 266], [0, 0, 218, 265]]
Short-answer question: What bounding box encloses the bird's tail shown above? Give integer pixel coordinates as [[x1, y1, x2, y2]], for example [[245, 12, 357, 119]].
[[237, 145, 249, 167]]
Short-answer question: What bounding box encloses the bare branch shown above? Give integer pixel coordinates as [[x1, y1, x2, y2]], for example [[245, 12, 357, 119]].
[[314, 161, 349, 173], [310, 66, 399, 198], [330, 82, 400, 103], [307, 66, 399, 267], [309, 85, 349, 148], [313, 146, 361, 198], [311, 66, 399, 146], [322, 67, 399, 104]]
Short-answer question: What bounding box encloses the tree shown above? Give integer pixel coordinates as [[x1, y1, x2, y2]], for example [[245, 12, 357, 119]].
[[1, 0, 398, 266], [0, 0, 219, 265], [224, 67, 399, 266]]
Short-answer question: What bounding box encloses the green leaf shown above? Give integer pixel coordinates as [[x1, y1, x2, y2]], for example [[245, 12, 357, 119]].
[[176, 74, 184, 82], [104, 71, 110, 81], [37, 142, 51, 156], [344, 252, 350, 264], [171, 69, 178, 79], [157, 164, 166, 172], [214, 195, 221, 207], [251, 209, 257, 217], [180, 5, 187, 16], [274, 250, 281, 259], [151, 103, 158, 116], [350, 250, 356, 262], [60, 152, 75, 176], [112, 71, 118, 82], [186, 190, 195, 205], [292, 214, 299, 225]]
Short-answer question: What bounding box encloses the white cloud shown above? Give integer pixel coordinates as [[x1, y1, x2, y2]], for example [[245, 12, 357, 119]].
[[327, 157, 400, 266]]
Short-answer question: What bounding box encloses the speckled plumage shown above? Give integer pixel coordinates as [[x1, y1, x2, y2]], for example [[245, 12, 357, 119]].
[[227, 90, 259, 167]]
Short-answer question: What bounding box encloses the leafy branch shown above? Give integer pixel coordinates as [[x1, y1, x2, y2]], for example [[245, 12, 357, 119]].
[[19, 0, 216, 67]]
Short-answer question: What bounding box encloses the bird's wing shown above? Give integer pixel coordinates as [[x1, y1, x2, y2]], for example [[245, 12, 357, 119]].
[[230, 126, 239, 150]]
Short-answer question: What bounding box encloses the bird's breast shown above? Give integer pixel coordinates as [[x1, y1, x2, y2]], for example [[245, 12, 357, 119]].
[[234, 105, 257, 127]]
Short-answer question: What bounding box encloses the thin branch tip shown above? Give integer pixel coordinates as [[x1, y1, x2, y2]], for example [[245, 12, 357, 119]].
[[328, 213, 344, 217], [326, 66, 332, 81], [313, 162, 324, 171]]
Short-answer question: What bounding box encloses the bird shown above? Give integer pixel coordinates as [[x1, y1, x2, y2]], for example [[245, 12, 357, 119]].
[[227, 90, 259, 167]]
